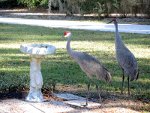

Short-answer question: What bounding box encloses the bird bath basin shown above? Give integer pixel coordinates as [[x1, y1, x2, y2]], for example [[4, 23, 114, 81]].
[[20, 44, 56, 102]]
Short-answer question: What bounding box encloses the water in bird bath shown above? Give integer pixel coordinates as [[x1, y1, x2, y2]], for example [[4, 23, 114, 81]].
[[20, 44, 56, 102]]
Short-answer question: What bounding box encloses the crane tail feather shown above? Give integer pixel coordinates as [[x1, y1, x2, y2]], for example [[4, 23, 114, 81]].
[[130, 69, 139, 81], [136, 70, 139, 80], [105, 72, 112, 83]]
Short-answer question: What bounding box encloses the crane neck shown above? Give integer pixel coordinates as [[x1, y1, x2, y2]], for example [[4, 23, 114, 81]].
[[114, 21, 124, 48], [66, 36, 73, 56]]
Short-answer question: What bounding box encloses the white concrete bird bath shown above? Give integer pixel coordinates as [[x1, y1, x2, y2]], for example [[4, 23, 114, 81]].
[[20, 44, 56, 102]]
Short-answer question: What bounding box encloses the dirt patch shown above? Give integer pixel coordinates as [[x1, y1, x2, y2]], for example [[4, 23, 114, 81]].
[[57, 85, 150, 112], [0, 85, 149, 112], [0, 92, 149, 113]]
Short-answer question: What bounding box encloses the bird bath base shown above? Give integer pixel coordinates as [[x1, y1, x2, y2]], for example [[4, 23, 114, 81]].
[[20, 44, 56, 102], [26, 57, 43, 102]]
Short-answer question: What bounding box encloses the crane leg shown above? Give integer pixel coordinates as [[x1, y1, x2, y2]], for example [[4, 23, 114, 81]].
[[121, 69, 125, 94], [127, 76, 130, 95], [96, 84, 102, 103], [86, 83, 90, 106]]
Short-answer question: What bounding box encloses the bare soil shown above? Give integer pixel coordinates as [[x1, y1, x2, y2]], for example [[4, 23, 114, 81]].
[[0, 85, 149, 113]]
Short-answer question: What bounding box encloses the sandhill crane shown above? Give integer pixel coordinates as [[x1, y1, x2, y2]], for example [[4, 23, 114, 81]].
[[108, 18, 139, 95], [63, 31, 112, 106]]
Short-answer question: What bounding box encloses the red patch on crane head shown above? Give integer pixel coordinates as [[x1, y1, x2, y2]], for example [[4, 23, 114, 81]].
[[64, 31, 69, 36], [64, 31, 71, 37]]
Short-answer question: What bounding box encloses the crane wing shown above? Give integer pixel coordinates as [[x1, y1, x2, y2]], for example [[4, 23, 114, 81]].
[[76, 52, 103, 73], [78, 52, 111, 81], [80, 52, 101, 67], [117, 49, 137, 70]]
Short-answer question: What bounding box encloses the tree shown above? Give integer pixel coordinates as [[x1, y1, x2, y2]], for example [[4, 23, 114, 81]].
[[48, 0, 51, 13]]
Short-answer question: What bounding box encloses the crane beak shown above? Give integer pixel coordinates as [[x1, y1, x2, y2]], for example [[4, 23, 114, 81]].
[[61, 36, 65, 40], [63, 35, 66, 38], [107, 20, 113, 24]]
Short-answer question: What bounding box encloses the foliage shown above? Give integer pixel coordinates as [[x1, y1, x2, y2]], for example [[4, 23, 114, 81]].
[[0, 0, 150, 17], [0, 0, 19, 8], [79, 0, 150, 17], [80, 0, 119, 17], [17, 0, 48, 8]]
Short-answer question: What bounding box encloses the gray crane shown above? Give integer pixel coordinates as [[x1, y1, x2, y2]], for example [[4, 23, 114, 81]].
[[63, 31, 112, 106], [108, 18, 139, 95]]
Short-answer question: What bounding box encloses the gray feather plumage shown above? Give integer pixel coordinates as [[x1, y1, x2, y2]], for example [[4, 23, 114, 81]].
[[64, 31, 111, 104], [114, 20, 139, 81], [66, 34, 111, 83]]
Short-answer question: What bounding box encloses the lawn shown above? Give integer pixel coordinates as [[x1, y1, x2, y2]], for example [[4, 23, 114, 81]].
[[0, 23, 150, 111]]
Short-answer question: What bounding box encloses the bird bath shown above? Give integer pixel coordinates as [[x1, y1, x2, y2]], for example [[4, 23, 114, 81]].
[[20, 44, 56, 102]]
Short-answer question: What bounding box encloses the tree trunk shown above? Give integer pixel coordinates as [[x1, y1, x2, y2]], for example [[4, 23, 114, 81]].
[[58, 0, 63, 13], [48, 0, 51, 13]]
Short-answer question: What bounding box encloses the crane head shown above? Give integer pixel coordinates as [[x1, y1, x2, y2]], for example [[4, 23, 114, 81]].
[[107, 18, 117, 24], [64, 31, 71, 38]]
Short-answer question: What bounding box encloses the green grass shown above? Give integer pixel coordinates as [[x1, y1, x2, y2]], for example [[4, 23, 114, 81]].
[[0, 23, 150, 105]]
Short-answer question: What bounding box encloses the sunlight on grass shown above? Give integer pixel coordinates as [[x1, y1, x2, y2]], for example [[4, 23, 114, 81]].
[[0, 23, 150, 108], [0, 53, 27, 57], [0, 67, 28, 72]]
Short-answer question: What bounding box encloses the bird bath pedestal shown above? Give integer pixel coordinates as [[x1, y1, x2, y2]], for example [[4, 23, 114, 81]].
[[20, 44, 56, 102]]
